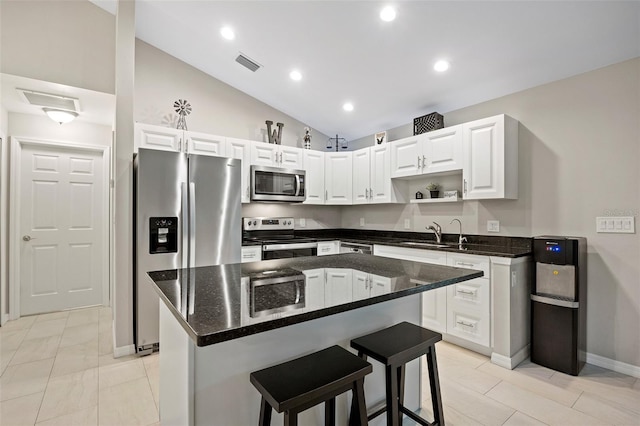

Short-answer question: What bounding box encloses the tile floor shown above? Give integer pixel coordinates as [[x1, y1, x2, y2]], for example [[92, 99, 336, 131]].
[[1, 306, 639, 425]]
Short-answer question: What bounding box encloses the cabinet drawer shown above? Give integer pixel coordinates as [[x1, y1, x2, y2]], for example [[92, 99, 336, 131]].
[[241, 246, 262, 263], [447, 253, 490, 279], [447, 277, 490, 312], [447, 306, 490, 347], [317, 241, 339, 256]]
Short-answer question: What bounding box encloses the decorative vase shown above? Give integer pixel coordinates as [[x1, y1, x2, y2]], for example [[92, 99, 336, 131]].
[[429, 191, 439, 199]]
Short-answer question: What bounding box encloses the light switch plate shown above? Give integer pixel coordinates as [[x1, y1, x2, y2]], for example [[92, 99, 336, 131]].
[[299, 218, 306, 227], [596, 216, 635, 233], [359, 217, 365, 226], [404, 219, 411, 230], [487, 220, 500, 233]]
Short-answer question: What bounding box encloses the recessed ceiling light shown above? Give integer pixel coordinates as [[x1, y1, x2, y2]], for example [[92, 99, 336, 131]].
[[220, 26, 235, 40], [289, 70, 302, 81], [380, 6, 396, 22], [434, 60, 450, 72], [343, 102, 354, 112]]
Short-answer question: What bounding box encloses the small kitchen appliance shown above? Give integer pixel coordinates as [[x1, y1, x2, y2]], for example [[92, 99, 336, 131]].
[[243, 217, 317, 259], [530, 236, 587, 375]]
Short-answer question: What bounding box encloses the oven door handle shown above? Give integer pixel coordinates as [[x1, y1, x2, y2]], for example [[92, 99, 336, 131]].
[[263, 242, 318, 251]]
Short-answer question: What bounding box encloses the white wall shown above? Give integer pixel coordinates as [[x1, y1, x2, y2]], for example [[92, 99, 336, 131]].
[[346, 58, 640, 368], [0, 106, 8, 323], [0, 0, 115, 94], [8, 113, 112, 146]]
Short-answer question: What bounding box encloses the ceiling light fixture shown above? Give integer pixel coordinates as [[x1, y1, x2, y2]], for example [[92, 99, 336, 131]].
[[43, 108, 78, 124], [343, 102, 354, 112], [434, 60, 450, 72], [220, 26, 235, 40], [289, 70, 302, 81], [380, 6, 397, 22]]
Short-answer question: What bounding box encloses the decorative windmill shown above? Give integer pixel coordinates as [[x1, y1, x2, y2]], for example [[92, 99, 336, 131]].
[[174, 99, 192, 130]]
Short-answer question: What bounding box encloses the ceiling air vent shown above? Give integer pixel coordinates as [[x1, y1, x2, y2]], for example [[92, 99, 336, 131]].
[[235, 53, 261, 72], [17, 88, 80, 112]]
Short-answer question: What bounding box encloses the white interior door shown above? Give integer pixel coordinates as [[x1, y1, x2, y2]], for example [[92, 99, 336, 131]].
[[18, 142, 106, 315]]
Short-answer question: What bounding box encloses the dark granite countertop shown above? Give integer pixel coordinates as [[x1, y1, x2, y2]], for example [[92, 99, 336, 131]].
[[147, 253, 483, 347], [243, 229, 533, 258]]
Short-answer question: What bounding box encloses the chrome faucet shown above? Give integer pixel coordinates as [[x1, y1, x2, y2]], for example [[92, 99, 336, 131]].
[[426, 221, 442, 243], [450, 218, 468, 245]]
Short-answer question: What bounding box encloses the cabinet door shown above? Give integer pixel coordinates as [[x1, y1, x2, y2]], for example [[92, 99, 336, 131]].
[[135, 123, 182, 152], [324, 268, 353, 307], [423, 125, 462, 173], [390, 135, 422, 178], [317, 241, 339, 256], [303, 150, 325, 204], [325, 152, 353, 204], [422, 287, 447, 333], [186, 131, 226, 157], [241, 246, 262, 263], [303, 268, 325, 311], [369, 274, 392, 297], [352, 270, 370, 301], [463, 114, 518, 200], [250, 141, 278, 166], [370, 144, 392, 203], [280, 146, 304, 169], [352, 148, 370, 204], [226, 138, 252, 203]]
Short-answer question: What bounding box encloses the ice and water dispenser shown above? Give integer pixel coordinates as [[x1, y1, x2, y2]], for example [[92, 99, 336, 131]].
[[149, 217, 178, 254], [531, 236, 587, 375]]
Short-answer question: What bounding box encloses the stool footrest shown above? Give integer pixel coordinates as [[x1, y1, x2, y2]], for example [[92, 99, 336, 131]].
[[399, 405, 434, 426]]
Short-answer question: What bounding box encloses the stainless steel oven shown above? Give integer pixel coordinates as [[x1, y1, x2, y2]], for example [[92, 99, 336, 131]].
[[250, 165, 306, 203], [249, 269, 305, 318], [262, 242, 318, 260]]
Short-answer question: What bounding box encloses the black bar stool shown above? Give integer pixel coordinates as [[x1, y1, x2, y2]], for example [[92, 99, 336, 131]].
[[250, 345, 373, 426], [349, 322, 445, 426]]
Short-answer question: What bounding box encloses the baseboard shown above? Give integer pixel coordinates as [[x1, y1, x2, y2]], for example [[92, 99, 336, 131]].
[[491, 345, 530, 370], [113, 344, 136, 358], [586, 352, 640, 378], [0, 313, 8, 326]]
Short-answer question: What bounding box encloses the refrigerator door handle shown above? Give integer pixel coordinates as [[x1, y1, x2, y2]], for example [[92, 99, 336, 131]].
[[189, 182, 196, 268], [181, 182, 189, 269]]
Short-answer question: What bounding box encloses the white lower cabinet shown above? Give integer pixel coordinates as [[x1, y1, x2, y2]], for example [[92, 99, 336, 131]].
[[303, 268, 325, 311], [240, 246, 262, 263], [352, 270, 392, 301], [324, 268, 353, 306], [373, 245, 447, 333], [317, 241, 340, 256]]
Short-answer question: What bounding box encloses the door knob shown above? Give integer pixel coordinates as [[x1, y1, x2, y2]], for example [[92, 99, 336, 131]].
[[23, 235, 34, 241]]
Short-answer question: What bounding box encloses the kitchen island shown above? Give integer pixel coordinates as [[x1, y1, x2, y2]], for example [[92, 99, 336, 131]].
[[148, 253, 483, 425]]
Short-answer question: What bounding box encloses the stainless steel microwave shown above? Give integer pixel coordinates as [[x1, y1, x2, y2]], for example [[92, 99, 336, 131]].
[[250, 165, 306, 202]]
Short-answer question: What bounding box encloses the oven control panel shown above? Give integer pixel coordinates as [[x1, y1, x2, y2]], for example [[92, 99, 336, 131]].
[[243, 217, 295, 231]]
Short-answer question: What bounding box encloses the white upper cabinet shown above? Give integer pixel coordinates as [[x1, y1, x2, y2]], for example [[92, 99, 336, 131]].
[[353, 145, 397, 204], [325, 152, 353, 204], [462, 114, 518, 200], [135, 123, 183, 152], [423, 125, 463, 173], [390, 126, 463, 178], [250, 141, 303, 169], [225, 138, 252, 203], [303, 150, 325, 205], [186, 131, 226, 157], [390, 135, 422, 178]]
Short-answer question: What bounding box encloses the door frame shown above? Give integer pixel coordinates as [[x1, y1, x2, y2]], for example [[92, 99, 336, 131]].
[[9, 136, 111, 319]]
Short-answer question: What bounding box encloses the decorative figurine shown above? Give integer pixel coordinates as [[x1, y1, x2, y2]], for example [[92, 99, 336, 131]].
[[303, 127, 312, 149], [266, 120, 284, 144], [415, 191, 424, 200], [174, 99, 191, 130]]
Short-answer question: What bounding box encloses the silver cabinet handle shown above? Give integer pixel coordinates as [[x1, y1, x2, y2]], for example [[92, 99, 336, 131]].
[[22, 235, 35, 241], [370, 188, 373, 199], [464, 179, 467, 194], [457, 289, 476, 295], [422, 155, 426, 170], [178, 138, 182, 152], [417, 156, 421, 169], [456, 262, 476, 268], [325, 190, 328, 201], [457, 320, 475, 328], [365, 188, 369, 199]]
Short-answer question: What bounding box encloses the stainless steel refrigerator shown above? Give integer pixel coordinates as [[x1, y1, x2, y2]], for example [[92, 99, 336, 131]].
[[134, 148, 241, 354]]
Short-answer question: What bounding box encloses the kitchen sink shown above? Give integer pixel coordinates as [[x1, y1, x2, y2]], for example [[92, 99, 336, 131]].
[[400, 241, 449, 248]]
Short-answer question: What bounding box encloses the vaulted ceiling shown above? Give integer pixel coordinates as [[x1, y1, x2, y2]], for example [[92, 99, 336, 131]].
[[92, 0, 639, 140]]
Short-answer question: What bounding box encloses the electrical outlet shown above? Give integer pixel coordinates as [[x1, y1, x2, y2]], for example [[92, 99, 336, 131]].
[[359, 217, 365, 226], [299, 218, 306, 227], [487, 220, 500, 232], [404, 219, 411, 230]]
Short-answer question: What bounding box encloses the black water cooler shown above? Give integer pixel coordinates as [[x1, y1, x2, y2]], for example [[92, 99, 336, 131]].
[[531, 236, 587, 375]]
